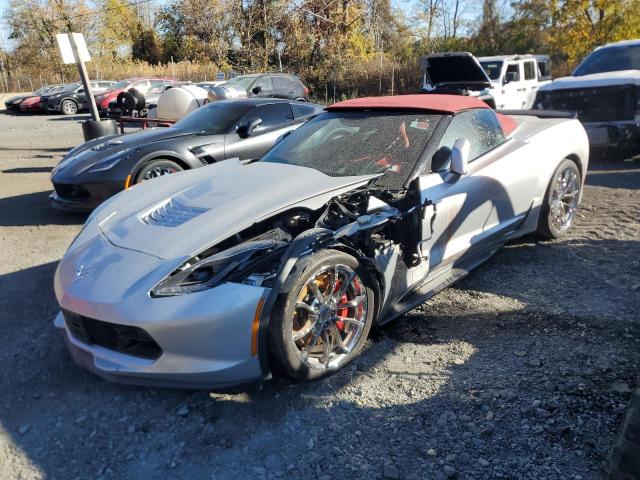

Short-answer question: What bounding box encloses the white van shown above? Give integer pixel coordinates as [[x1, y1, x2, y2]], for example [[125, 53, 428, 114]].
[[420, 52, 552, 110]]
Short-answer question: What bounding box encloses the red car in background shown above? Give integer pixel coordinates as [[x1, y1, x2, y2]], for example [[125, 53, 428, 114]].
[[95, 78, 175, 117], [19, 94, 49, 112]]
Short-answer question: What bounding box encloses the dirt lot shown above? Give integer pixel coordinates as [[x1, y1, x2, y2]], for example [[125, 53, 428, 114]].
[[0, 112, 638, 480]]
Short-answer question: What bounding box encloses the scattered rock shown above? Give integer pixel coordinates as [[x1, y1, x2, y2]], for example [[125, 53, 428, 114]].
[[176, 405, 190, 417], [18, 425, 30, 435], [611, 382, 632, 394], [383, 464, 400, 479], [478, 458, 490, 467], [528, 358, 542, 368], [514, 351, 526, 357], [427, 448, 437, 457], [443, 465, 456, 477]]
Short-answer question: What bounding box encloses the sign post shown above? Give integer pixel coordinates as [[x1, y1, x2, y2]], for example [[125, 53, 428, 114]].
[[56, 33, 117, 140]]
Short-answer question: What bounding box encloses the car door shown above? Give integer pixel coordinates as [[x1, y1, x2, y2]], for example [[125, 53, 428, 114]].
[[273, 76, 294, 99], [521, 60, 539, 109], [501, 62, 525, 109], [251, 76, 275, 98], [418, 109, 516, 274], [224, 103, 296, 160]]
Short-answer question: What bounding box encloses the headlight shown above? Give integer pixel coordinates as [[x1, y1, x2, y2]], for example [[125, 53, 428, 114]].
[[151, 240, 285, 297], [88, 147, 138, 172]]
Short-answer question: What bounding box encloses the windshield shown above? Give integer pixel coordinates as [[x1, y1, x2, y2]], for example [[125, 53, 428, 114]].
[[480, 61, 503, 80], [261, 111, 441, 188], [224, 75, 258, 90], [111, 79, 134, 91], [54, 82, 81, 93], [172, 101, 249, 134], [574, 45, 640, 76]]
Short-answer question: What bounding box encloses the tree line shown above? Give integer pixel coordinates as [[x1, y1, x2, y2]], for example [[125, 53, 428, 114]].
[[1, 0, 640, 98]]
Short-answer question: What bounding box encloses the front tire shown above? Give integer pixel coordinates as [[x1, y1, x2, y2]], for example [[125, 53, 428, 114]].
[[60, 99, 78, 115], [537, 158, 581, 239], [268, 249, 376, 381], [135, 159, 183, 183]]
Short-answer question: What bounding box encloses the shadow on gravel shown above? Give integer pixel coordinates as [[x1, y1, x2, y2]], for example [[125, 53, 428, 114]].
[[0, 147, 70, 152], [0, 190, 86, 226], [1, 239, 638, 480], [586, 162, 640, 190], [2, 166, 54, 174], [47, 115, 90, 122]]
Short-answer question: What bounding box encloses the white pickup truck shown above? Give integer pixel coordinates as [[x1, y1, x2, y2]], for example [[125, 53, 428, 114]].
[[420, 52, 552, 110]]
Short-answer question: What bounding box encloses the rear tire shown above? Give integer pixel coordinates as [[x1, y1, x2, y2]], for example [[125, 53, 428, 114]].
[[135, 159, 183, 183], [61, 99, 78, 115], [537, 158, 581, 239], [268, 249, 376, 381], [608, 388, 640, 480]]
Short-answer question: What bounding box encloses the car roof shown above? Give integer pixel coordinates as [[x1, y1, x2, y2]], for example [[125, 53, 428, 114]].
[[326, 94, 490, 114], [595, 39, 640, 49], [214, 98, 306, 106], [478, 54, 549, 62]]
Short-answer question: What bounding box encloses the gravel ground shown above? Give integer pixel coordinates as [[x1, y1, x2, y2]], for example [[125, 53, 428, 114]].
[[0, 112, 638, 480]]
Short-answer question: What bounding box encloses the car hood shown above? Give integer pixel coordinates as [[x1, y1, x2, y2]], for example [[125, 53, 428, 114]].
[[54, 128, 202, 177], [420, 52, 491, 90], [94, 160, 374, 260], [539, 70, 640, 92], [5, 94, 31, 104]]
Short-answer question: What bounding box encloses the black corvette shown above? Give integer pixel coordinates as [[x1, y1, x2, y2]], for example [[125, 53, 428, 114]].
[[50, 98, 322, 211]]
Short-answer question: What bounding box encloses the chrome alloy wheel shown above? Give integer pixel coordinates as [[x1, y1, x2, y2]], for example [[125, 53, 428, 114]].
[[292, 264, 368, 370], [142, 166, 178, 180], [549, 165, 580, 232]]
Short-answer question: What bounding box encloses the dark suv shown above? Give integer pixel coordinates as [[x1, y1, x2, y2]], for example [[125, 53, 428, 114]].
[[223, 74, 309, 101]]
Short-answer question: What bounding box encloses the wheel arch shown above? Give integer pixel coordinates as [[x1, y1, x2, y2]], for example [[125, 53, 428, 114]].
[[130, 152, 191, 182]]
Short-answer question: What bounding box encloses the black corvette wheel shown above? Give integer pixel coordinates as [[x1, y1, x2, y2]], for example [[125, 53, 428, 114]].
[[268, 249, 376, 381], [135, 159, 184, 183], [537, 159, 581, 239], [61, 99, 78, 115]]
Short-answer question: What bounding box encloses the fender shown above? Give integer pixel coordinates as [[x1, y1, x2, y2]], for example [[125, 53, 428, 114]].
[[127, 149, 198, 181]]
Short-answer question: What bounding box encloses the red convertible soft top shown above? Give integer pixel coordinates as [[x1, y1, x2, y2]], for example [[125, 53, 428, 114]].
[[327, 94, 491, 114]]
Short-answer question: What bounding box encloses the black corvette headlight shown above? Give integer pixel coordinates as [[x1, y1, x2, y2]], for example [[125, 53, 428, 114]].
[[151, 240, 285, 297]]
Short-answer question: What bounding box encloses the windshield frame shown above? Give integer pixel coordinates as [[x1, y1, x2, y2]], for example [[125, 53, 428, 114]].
[[260, 109, 444, 190], [573, 44, 640, 76]]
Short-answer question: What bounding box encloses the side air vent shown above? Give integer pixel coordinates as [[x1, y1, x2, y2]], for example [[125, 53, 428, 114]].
[[140, 198, 208, 227]]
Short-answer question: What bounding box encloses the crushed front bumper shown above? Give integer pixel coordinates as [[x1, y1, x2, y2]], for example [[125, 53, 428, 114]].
[[584, 122, 640, 148], [54, 229, 268, 389]]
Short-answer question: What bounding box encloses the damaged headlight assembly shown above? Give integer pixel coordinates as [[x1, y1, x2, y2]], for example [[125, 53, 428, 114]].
[[151, 240, 286, 297]]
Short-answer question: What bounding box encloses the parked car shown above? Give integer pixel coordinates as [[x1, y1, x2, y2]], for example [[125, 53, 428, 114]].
[[95, 78, 175, 117], [421, 52, 552, 109], [223, 73, 309, 101], [52, 94, 589, 389], [41, 81, 116, 115], [478, 54, 552, 109], [535, 39, 640, 151], [50, 98, 322, 211], [3, 84, 63, 112]]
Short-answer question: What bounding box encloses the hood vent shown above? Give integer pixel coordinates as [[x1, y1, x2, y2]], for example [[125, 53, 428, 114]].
[[140, 198, 209, 227]]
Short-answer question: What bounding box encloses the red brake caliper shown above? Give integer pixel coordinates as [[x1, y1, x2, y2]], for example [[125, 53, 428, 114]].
[[334, 280, 347, 331]]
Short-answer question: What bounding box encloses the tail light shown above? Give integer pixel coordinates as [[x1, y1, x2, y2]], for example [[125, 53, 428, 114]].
[[304, 87, 310, 95]]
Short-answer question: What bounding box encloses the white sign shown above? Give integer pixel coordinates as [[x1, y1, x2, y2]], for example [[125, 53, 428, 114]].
[[56, 33, 91, 64]]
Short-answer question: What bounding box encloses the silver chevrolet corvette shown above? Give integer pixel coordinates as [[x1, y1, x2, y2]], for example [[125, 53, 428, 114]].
[[54, 94, 589, 388]]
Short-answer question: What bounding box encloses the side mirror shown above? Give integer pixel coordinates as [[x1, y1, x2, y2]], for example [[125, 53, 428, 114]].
[[237, 117, 262, 138], [252, 85, 263, 95], [450, 138, 470, 175]]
